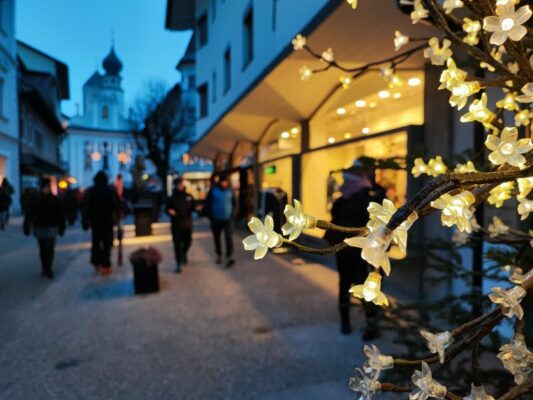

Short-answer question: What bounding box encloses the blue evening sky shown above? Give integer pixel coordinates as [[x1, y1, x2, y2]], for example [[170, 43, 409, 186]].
[[16, 0, 192, 117]]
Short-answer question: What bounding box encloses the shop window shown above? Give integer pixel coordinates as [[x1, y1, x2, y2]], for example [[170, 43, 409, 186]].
[[197, 13, 208, 48], [309, 71, 424, 149], [102, 105, 109, 120], [198, 83, 208, 118], [242, 7, 254, 68], [223, 47, 231, 94], [258, 120, 301, 163], [260, 158, 292, 203]]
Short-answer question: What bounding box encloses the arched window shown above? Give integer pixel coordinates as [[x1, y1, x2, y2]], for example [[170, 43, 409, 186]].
[[102, 105, 109, 120]]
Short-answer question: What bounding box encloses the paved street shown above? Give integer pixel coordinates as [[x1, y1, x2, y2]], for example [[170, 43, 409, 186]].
[[0, 218, 390, 399]]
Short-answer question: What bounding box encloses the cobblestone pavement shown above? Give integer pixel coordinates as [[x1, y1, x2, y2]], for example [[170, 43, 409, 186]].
[[0, 217, 397, 400]]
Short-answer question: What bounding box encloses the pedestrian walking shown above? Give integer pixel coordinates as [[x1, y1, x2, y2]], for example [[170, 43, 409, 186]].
[[0, 178, 14, 229], [324, 159, 386, 338], [23, 178, 65, 279], [166, 177, 195, 273], [203, 174, 236, 268], [82, 171, 120, 275]]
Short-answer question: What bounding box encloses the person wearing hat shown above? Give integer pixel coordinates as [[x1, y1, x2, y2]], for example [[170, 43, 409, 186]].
[[324, 158, 386, 338], [166, 177, 195, 273], [23, 178, 66, 279], [82, 171, 120, 275]]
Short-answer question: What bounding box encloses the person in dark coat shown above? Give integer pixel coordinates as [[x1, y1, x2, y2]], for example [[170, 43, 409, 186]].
[[0, 178, 14, 229], [325, 160, 386, 337], [23, 178, 65, 279], [82, 171, 119, 275], [203, 174, 237, 268], [166, 177, 195, 273]]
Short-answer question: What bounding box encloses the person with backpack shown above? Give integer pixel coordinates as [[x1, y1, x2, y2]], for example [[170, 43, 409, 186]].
[[82, 171, 120, 276], [325, 159, 386, 338], [23, 178, 65, 279]]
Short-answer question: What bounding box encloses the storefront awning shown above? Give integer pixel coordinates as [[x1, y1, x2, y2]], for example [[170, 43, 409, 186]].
[[192, 1, 436, 159]]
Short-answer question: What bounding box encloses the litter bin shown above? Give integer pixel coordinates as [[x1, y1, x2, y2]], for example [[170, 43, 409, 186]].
[[134, 201, 153, 236], [132, 260, 159, 294]]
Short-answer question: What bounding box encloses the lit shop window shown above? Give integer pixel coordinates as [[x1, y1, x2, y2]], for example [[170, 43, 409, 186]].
[[309, 71, 424, 149], [258, 120, 301, 163]]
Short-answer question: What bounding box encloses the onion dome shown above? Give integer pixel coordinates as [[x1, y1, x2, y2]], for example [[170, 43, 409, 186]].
[[102, 46, 123, 76]]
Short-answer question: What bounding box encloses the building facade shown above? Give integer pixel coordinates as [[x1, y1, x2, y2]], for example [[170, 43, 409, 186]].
[[0, 0, 20, 212], [62, 45, 135, 189]]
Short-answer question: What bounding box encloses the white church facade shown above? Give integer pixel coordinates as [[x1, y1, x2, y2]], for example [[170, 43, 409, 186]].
[[61, 45, 135, 189]]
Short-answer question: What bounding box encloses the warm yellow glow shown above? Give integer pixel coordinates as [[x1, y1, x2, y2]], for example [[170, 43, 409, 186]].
[[408, 77, 421, 87], [369, 101, 377, 108], [393, 92, 402, 99], [362, 127, 371, 134], [142, 174, 149, 180], [344, 132, 352, 139], [280, 131, 290, 139], [91, 151, 101, 161], [290, 127, 299, 134], [328, 137, 336, 144], [58, 180, 68, 190], [349, 271, 389, 306], [340, 75, 352, 89], [336, 107, 346, 115], [355, 100, 367, 107], [378, 90, 390, 99]]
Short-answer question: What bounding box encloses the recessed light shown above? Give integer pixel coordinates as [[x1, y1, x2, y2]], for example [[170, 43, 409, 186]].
[[378, 90, 390, 99], [408, 77, 421, 87], [369, 102, 377, 108], [393, 92, 402, 99], [362, 127, 370, 134], [290, 127, 299, 134], [328, 137, 336, 144], [355, 100, 366, 108], [344, 132, 352, 139], [280, 131, 290, 139], [336, 107, 346, 115]]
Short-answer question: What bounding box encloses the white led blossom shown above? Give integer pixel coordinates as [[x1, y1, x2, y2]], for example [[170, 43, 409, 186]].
[[321, 48, 334, 63], [517, 197, 533, 220], [487, 182, 514, 208], [409, 362, 447, 400], [443, 0, 463, 14], [427, 156, 448, 177], [346, 0, 358, 9], [483, 3, 532, 45], [454, 161, 477, 173], [292, 34, 306, 50], [460, 93, 494, 128], [516, 83, 533, 103], [488, 285, 526, 319], [515, 109, 533, 126], [349, 368, 381, 400], [242, 216, 283, 260], [497, 333, 533, 384], [345, 226, 393, 276], [299, 65, 313, 81], [412, 158, 429, 177], [431, 191, 476, 232], [420, 330, 453, 364], [488, 216, 510, 237], [281, 200, 317, 241], [485, 127, 533, 168], [410, 0, 429, 24], [350, 271, 389, 307], [463, 18, 481, 45], [463, 384, 495, 400], [517, 177, 533, 198], [363, 344, 394, 380], [424, 38, 453, 66], [394, 30, 410, 51]]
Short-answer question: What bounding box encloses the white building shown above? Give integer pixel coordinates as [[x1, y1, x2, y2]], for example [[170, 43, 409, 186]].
[[0, 0, 20, 212], [62, 45, 135, 189]]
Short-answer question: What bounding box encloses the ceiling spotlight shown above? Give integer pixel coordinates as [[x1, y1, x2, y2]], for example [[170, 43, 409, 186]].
[[290, 127, 299, 134], [336, 107, 347, 115], [328, 137, 336, 144], [393, 92, 402, 99], [378, 90, 390, 99], [280, 131, 290, 139], [408, 77, 421, 87], [362, 127, 370, 134], [344, 132, 352, 139], [355, 100, 366, 107]]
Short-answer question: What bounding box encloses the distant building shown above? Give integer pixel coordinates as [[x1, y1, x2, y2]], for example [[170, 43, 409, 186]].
[[17, 41, 69, 191], [61, 45, 135, 189], [0, 0, 20, 212]]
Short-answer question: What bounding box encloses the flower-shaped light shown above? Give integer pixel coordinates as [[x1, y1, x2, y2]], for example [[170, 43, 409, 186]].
[[420, 330, 453, 364], [517, 197, 533, 220], [350, 271, 389, 307], [443, 0, 463, 14], [517, 177, 533, 198], [410, 0, 429, 24], [489, 286, 526, 319], [394, 31, 410, 51], [463, 18, 481, 45], [349, 368, 381, 400], [428, 156, 448, 177], [463, 384, 495, 400], [412, 158, 429, 177], [449, 80, 481, 110], [483, 3, 532, 45], [299, 65, 313, 81], [242, 216, 283, 260], [498, 333, 533, 384], [345, 227, 393, 276], [431, 191, 476, 232], [424, 37, 453, 66], [452, 229, 470, 245], [292, 34, 306, 50], [488, 216, 510, 237], [340, 75, 352, 89], [321, 48, 334, 63], [454, 161, 477, 173], [363, 345, 394, 380], [410, 362, 447, 400], [516, 83, 533, 103], [485, 127, 533, 167], [281, 200, 316, 241], [346, 0, 358, 9], [460, 93, 494, 128], [515, 109, 533, 127], [487, 182, 514, 208], [496, 92, 519, 112], [439, 59, 468, 91]]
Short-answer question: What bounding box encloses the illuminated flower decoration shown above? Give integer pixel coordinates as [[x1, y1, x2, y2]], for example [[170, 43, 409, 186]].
[[242, 216, 283, 260], [460, 93, 494, 128], [463, 18, 481, 45], [483, 3, 532, 45], [424, 38, 453, 66], [431, 191, 475, 233], [292, 34, 306, 50], [346, 0, 358, 9], [517, 177, 533, 198], [350, 271, 389, 307], [497, 334, 533, 384], [454, 161, 477, 173], [439, 59, 467, 91], [485, 127, 533, 168], [428, 156, 448, 177], [515, 109, 533, 127], [488, 182, 514, 208], [349, 368, 381, 400], [299, 65, 313, 81], [509, 267, 525, 284], [363, 345, 394, 380], [488, 216, 510, 237], [321, 48, 334, 63], [480, 47, 505, 72], [449, 80, 481, 110], [420, 330, 453, 364], [394, 31, 410, 51], [412, 158, 429, 177], [489, 286, 526, 319], [340, 75, 352, 89], [380, 66, 403, 88], [496, 0, 520, 5], [345, 226, 393, 276], [410, 0, 429, 24], [516, 83, 533, 103], [443, 0, 463, 14], [410, 362, 447, 400], [517, 197, 533, 220], [470, 216, 481, 232], [463, 384, 495, 400], [281, 200, 317, 241], [496, 92, 519, 112], [507, 61, 519, 74], [452, 229, 470, 245]]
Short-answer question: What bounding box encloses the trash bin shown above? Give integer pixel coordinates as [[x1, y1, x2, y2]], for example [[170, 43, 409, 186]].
[[131, 259, 159, 294], [134, 201, 153, 236]]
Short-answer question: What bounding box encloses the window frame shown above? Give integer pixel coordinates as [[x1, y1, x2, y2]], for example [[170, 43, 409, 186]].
[[242, 6, 254, 70], [196, 13, 208, 48], [198, 83, 209, 119], [223, 46, 231, 94]]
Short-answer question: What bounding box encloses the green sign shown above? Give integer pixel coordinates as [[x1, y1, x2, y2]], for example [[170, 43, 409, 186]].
[[264, 165, 276, 175]]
